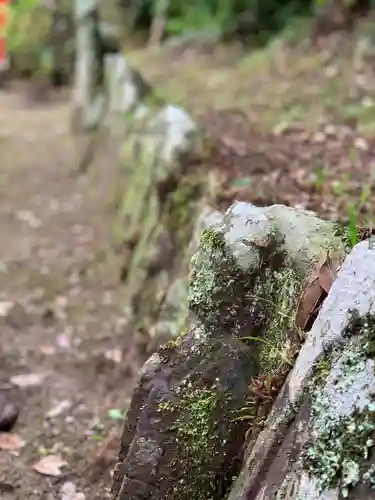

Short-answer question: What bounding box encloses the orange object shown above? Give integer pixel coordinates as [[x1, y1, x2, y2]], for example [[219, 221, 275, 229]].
[[0, 0, 8, 68]]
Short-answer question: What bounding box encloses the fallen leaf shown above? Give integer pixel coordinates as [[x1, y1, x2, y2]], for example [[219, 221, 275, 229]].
[[16, 210, 41, 228], [47, 400, 72, 419], [318, 254, 337, 293], [295, 277, 324, 331], [40, 345, 56, 356], [104, 349, 122, 364], [33, 454, 67, 477], [354, 137, 369, 151], [10, 373, 47, 388], [0, 301, 14, 317], [60, 481, 86, 500], [0, 432, 25, 451], [221, 136, 248, 156]]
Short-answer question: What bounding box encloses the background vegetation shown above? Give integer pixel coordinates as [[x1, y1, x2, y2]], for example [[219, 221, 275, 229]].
[[5, 0, 373, 50]]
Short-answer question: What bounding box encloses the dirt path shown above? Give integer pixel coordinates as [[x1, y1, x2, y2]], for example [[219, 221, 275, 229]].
[[0, 87, 142, 499]]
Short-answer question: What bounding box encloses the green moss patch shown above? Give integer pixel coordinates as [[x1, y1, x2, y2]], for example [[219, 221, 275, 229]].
[[254, 266, 302, 376], [164, 174, 203, 249], [158, 381, 234, 500], [189, 227, 304, 378]]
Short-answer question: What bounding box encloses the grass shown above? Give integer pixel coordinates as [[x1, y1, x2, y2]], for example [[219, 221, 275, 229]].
[[125, 15, 375, 136]]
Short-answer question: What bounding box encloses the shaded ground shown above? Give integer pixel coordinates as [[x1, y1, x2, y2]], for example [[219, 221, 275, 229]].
[[1, 17, 375, 500], [129, 19, 375, 225], [0, 86, 147, 499]]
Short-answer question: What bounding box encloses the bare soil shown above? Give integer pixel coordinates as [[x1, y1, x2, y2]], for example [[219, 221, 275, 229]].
[[0, 85, 145, 499]]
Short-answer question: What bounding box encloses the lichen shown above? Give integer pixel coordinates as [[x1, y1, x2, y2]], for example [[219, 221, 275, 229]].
[[303, 406, 375, 497], [115, 129, 204, 334], [301, 311, 375, 497], [158, 381, 234, 500]]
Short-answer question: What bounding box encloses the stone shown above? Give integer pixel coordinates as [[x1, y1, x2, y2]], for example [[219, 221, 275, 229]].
[[147, 105, 199, 164], [188, 201, 345, 375], [114, 98, 202, 344], [104, 55, 153, 116], [112, 322, 258, 500], [0, 390, 20, 432], [112, 201, 347, 500], [149, 206, 223, 343], [227, 238, 375, 500]]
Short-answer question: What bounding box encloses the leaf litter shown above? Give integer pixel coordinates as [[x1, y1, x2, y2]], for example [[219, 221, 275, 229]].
[[33, 454, 68, 477], [0, 432, 25, 452], [10, 372, 48, 388]]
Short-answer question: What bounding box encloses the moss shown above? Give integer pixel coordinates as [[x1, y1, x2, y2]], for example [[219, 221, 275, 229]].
[[255, 266, 302, 376], [158, 382, 232, 500], [164, 328, 189, 349], [188, 228, 241, 330], [188, 226, 271, 338], [164, 174, 203, 249], [189, 227, 303, 376], [313, 348, 334, 387]]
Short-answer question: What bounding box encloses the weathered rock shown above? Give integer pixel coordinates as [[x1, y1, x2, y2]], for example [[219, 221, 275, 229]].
[[114, 99, 204, 346], [72, 0, 107, 132], [0, 389, 20, 432], [69, 0, 215, 351], [71, 0, 131, 133], [189, 201, 346, 376], [148, 206, 222, 344], [112, 324, 257, 500], [112, 201, 347, 500], [104, 54, 153, 118], [227, 238, 375, 500]]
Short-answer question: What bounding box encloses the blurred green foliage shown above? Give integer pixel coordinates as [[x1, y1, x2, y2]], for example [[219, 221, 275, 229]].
[[3, 0, 369, 76], [4, 0, 367, 51], [131, 0, 315, 42], [5, 0, 74, 78]]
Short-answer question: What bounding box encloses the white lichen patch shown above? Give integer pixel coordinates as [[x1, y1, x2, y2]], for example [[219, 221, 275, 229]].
[[293, 472, 339, 500], [298, 330, 375, 498], [189, 322, 210, 353], [315, 340, 375, 421]]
